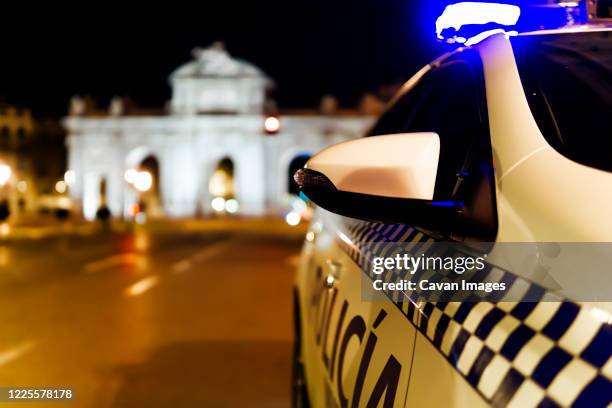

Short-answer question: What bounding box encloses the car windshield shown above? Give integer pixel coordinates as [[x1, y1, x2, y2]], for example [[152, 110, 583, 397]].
[[511, 30, 612, 171]]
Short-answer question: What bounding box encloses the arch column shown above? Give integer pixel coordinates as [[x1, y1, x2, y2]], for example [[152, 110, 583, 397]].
[[160, 144, 199, 217], [234, 142, 265, 216]]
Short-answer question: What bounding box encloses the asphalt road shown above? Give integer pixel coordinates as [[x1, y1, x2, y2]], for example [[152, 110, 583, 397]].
[[0, 226, 302, 407]]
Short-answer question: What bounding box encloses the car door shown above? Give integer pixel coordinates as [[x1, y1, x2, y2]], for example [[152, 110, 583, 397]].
[[297, 48, 497, 407], [297, 207, 417, 408]]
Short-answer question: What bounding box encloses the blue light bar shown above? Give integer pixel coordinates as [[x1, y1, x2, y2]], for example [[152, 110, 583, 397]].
[[435, 1, 590, 46], [435, 2, 522, 41]]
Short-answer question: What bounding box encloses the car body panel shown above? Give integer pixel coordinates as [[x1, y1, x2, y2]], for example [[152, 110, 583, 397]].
[[296, 28, 612, 408]]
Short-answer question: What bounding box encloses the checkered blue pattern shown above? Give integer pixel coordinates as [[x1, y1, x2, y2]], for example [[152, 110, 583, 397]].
[[336, 220, 612, 408]]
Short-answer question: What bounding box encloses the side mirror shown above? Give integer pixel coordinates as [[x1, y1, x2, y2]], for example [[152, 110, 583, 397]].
[[295, 133, 462, 229]]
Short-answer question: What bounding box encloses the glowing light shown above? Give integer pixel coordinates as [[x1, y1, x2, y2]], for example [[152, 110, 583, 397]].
[[55, 180, 67, 194], [225, 198, 239, 214], [590, 307, 612, 325], [435, 2, 521, 39], [125, 275, 159, 297], [291, 197, 307, 213], [129, 203, 140, 216], [209, 170, 231, 197], [124, 168, 138, 184], [0, 165, 11, 186], [16, 180, 27, 193], [325, 275, 335, 288], [338, 232, 353, 247], [285, 211, 301, 226], [211, 197, 226, 212], [0, 223, 9, 237], [135, 212, 147, 224], [133, 171, 153, 192], [306, 231, 315, 242], [464, 29, 518, 46], [264, 116, 281, 133], [64, 170, 76, 186]]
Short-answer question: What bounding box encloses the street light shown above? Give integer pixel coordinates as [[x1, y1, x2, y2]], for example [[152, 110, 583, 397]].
[[211, 197, 226, 212], [0, 165, 11, 186], [64, 170, 76, 186], [133, 171, 153, 192], [225, 198, 239, 214], [124, 168, 138, 184], [55, 180, 67, 194], [264, 116, 280, 134]]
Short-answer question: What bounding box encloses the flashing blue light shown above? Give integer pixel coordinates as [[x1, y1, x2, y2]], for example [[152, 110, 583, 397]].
[[435, 1, 589, 46], [435, 2, 521, 41]]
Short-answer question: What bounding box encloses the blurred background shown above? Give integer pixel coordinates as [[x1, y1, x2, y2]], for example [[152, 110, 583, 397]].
[[0, 1, 439, 406]]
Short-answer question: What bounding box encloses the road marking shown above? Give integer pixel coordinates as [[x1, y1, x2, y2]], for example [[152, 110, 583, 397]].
[[0, 340, 36, 367], [171, 259, 192, 274], [83, 253, 145, 274], [125, 275, 159, 297], [171, 240, 234, 274]]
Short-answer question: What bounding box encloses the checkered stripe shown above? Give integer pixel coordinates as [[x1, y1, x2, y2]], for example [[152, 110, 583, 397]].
[[335, 220, 612, 408]]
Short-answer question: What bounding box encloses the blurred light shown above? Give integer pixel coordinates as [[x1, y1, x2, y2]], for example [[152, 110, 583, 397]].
[[16, 180, 27, 193], [0, 223, 9, 237], [64, 170, 76, 186], [211, 197, 226, 212], [125, 275, 159, 297], [124, 168, 138, 184], [590, 307, 612, 325], [55, 180, 67, 194], [129, 203, 140, 216], [134, 230, 149, 251], [264, 116, 281, 133], [285, 211, 301, 226], [306, 231, 315, 242], [209, 170, 231, 197], [225, 198, 239, 214], [435, 2, 521, 41], [0, 165, 11, 186], [291, 197, 307, 213], [133, 171, 153, 192], [135, 212, 147, 224], [325, 274, 335, 288], [56, 197, 72, 208]]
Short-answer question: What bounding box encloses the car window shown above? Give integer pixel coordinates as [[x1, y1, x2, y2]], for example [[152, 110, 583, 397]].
[[512, 31, 612, 172], [369, 52, 486, 200]]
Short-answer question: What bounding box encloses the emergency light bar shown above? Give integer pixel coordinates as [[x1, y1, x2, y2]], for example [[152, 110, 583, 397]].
[[435, 0, 604, 46], [435, 2, 521, 40]]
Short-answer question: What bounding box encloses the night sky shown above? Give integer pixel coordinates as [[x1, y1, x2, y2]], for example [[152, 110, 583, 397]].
[[0, 1, 444, 117]]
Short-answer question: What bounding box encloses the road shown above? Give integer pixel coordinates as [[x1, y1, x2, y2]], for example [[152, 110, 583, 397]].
[[0, 225, 303, 407]]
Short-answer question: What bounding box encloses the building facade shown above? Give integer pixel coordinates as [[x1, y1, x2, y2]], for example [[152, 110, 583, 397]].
[[64, 43, 373, 220]]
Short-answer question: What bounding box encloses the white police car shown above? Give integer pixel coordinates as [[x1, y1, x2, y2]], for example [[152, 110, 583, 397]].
[[293, 2, 611, 407]]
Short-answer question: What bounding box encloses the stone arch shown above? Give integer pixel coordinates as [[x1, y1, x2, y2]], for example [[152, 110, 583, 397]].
[[123, 146, 164, 218], [83, 172, 108, 220], [206, 155, 238, 214]]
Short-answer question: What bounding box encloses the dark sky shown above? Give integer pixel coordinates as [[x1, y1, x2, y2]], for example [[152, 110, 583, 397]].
[[0, 1, 444, 117]]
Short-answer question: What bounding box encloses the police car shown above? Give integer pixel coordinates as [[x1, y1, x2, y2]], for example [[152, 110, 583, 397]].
[[293, 2, 611, 407]]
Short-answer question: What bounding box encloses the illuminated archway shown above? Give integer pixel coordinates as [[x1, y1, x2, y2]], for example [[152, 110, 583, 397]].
[[209, 157, 238, 214]]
